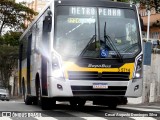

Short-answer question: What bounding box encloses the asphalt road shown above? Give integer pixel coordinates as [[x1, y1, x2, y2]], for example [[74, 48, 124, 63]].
[[0, 99, 160, 120]]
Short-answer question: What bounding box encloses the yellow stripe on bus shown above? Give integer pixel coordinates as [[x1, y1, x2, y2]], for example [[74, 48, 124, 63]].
[[63, 61, 135, 80]]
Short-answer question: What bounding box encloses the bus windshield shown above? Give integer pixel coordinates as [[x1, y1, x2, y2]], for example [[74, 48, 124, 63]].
[[54, 6, 141, 59]]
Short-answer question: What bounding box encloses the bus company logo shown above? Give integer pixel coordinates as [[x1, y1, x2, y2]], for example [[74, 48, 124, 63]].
[[88, 64, 111, 68]]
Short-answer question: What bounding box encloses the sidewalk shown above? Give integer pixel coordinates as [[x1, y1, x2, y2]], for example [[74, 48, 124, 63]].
[[126, 101, 160, 107], [10, 96, 23, 101]]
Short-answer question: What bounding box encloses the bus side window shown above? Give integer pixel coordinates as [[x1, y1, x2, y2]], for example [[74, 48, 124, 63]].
[[32, 24, 37, 51], [19, 43, 23, 61]]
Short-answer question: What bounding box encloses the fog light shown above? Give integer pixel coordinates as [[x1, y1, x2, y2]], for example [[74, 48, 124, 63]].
[[57, 84, 63, 90], [134, 85, 139, 91]]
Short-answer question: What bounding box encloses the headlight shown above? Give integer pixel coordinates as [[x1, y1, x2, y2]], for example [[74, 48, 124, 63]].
[[135, 73, 140, 78], [52, 55, 64, 79], [52, 69, 64, 78], [133, 55, 143, 80]]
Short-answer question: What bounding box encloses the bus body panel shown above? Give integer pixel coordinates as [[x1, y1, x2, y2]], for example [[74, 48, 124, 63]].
[[125, 78, 142, 97], [47, 77, 142, 98], [48, 78, 129, 97], [125, 52, 143, 97]]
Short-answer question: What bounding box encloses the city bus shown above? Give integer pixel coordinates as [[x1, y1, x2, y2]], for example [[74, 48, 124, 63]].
[[18, 0, 143, 110]]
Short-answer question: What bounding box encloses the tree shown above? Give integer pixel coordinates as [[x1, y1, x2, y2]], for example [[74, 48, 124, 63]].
[[0, 0, 36, 88], [3, 31, 21, 46], [0, 0, 37, 35], [0, 31, 21, 88], [0, 44, 19, 88], [116, 0, 160, 12]]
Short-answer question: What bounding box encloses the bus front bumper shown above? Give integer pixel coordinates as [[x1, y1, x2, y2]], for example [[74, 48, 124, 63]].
[[48, 77, 142, 98], [125, 78, 143, 97]]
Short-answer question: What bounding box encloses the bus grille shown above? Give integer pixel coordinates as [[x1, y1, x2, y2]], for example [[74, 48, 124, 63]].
[[71, 86, 127, 96], [68, 71, 130, 81]]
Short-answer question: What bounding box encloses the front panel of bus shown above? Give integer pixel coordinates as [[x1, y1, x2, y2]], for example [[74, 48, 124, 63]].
[[51, 0, 143, 98]]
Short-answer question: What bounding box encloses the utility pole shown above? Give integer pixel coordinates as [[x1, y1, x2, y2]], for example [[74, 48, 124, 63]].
[[146, 0, 150, 42]]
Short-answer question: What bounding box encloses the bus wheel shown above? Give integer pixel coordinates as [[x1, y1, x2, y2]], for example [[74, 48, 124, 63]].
[[22, 78, 26, 102], [25, 95, 32, 105], [35, 76, 41, 106], [37, 86, 55, 110], [32, 97, 38, 105], [37, 87, 41, 106], [41, 97, 55, 110]]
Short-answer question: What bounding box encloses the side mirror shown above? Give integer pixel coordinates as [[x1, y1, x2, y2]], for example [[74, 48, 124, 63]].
[[43, 15, 52, 32]]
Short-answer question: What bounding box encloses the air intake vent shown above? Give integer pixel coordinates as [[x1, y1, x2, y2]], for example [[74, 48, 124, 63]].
[[71, 86, 127, 96], [68, 71, 130, 81]]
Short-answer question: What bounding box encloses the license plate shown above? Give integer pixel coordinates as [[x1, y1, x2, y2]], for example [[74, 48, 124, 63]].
[[93, 83, 108, 89]]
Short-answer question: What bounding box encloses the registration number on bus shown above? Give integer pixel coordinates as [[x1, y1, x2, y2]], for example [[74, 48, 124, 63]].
[[93, 83, 108, 89]]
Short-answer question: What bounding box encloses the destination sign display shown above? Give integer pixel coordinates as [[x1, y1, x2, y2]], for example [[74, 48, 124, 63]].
[[69, 7, 123, 17], [68, 18, 95, 23]]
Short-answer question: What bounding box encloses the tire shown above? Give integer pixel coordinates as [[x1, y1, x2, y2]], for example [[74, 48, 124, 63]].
[[22, 78, 26, 103], [37, 85, 55, 110], [32, 97, 38, 105], [41, 97, 55, 110], [36, 83, 41, 106], [23, 93, 25, 102], [25, 95, 32, 105]]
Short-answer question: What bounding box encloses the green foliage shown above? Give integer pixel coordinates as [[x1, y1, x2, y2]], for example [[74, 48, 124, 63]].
[[0, 36, 5, 45], [0, 31, 21, 45], [0, 44, 19, 88], [135, 0, 160, 13], [0, 31, 21, 88], [117, 0, 129, 2], [3, 31, 21, 46], [114, 0, 160, 12], [0, 0, 37, 35]]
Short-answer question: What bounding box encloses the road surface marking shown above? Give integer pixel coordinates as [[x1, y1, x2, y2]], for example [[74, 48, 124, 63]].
[[0, 101, 23, 103], [34, 117, 58, 120], [82, 117, 107, 120], [141, 105, 160, 109], [64, 110, 108, 120], [130, 117, 157, 120], [0, 117, 12, 120], [119, 106, 160, 111]]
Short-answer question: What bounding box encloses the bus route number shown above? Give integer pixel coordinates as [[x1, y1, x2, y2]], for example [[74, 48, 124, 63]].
[[118, 68, 130, 72]]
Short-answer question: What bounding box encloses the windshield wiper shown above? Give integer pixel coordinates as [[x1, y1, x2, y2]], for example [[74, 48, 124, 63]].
[[104, 22, 123, 62], [80, 22, 97, 57], [79, 35, 96, 57]]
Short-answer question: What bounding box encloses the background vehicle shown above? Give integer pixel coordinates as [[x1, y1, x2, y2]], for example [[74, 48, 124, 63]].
[[0, 88, 10, 101], [18, 0, 143, 110]]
